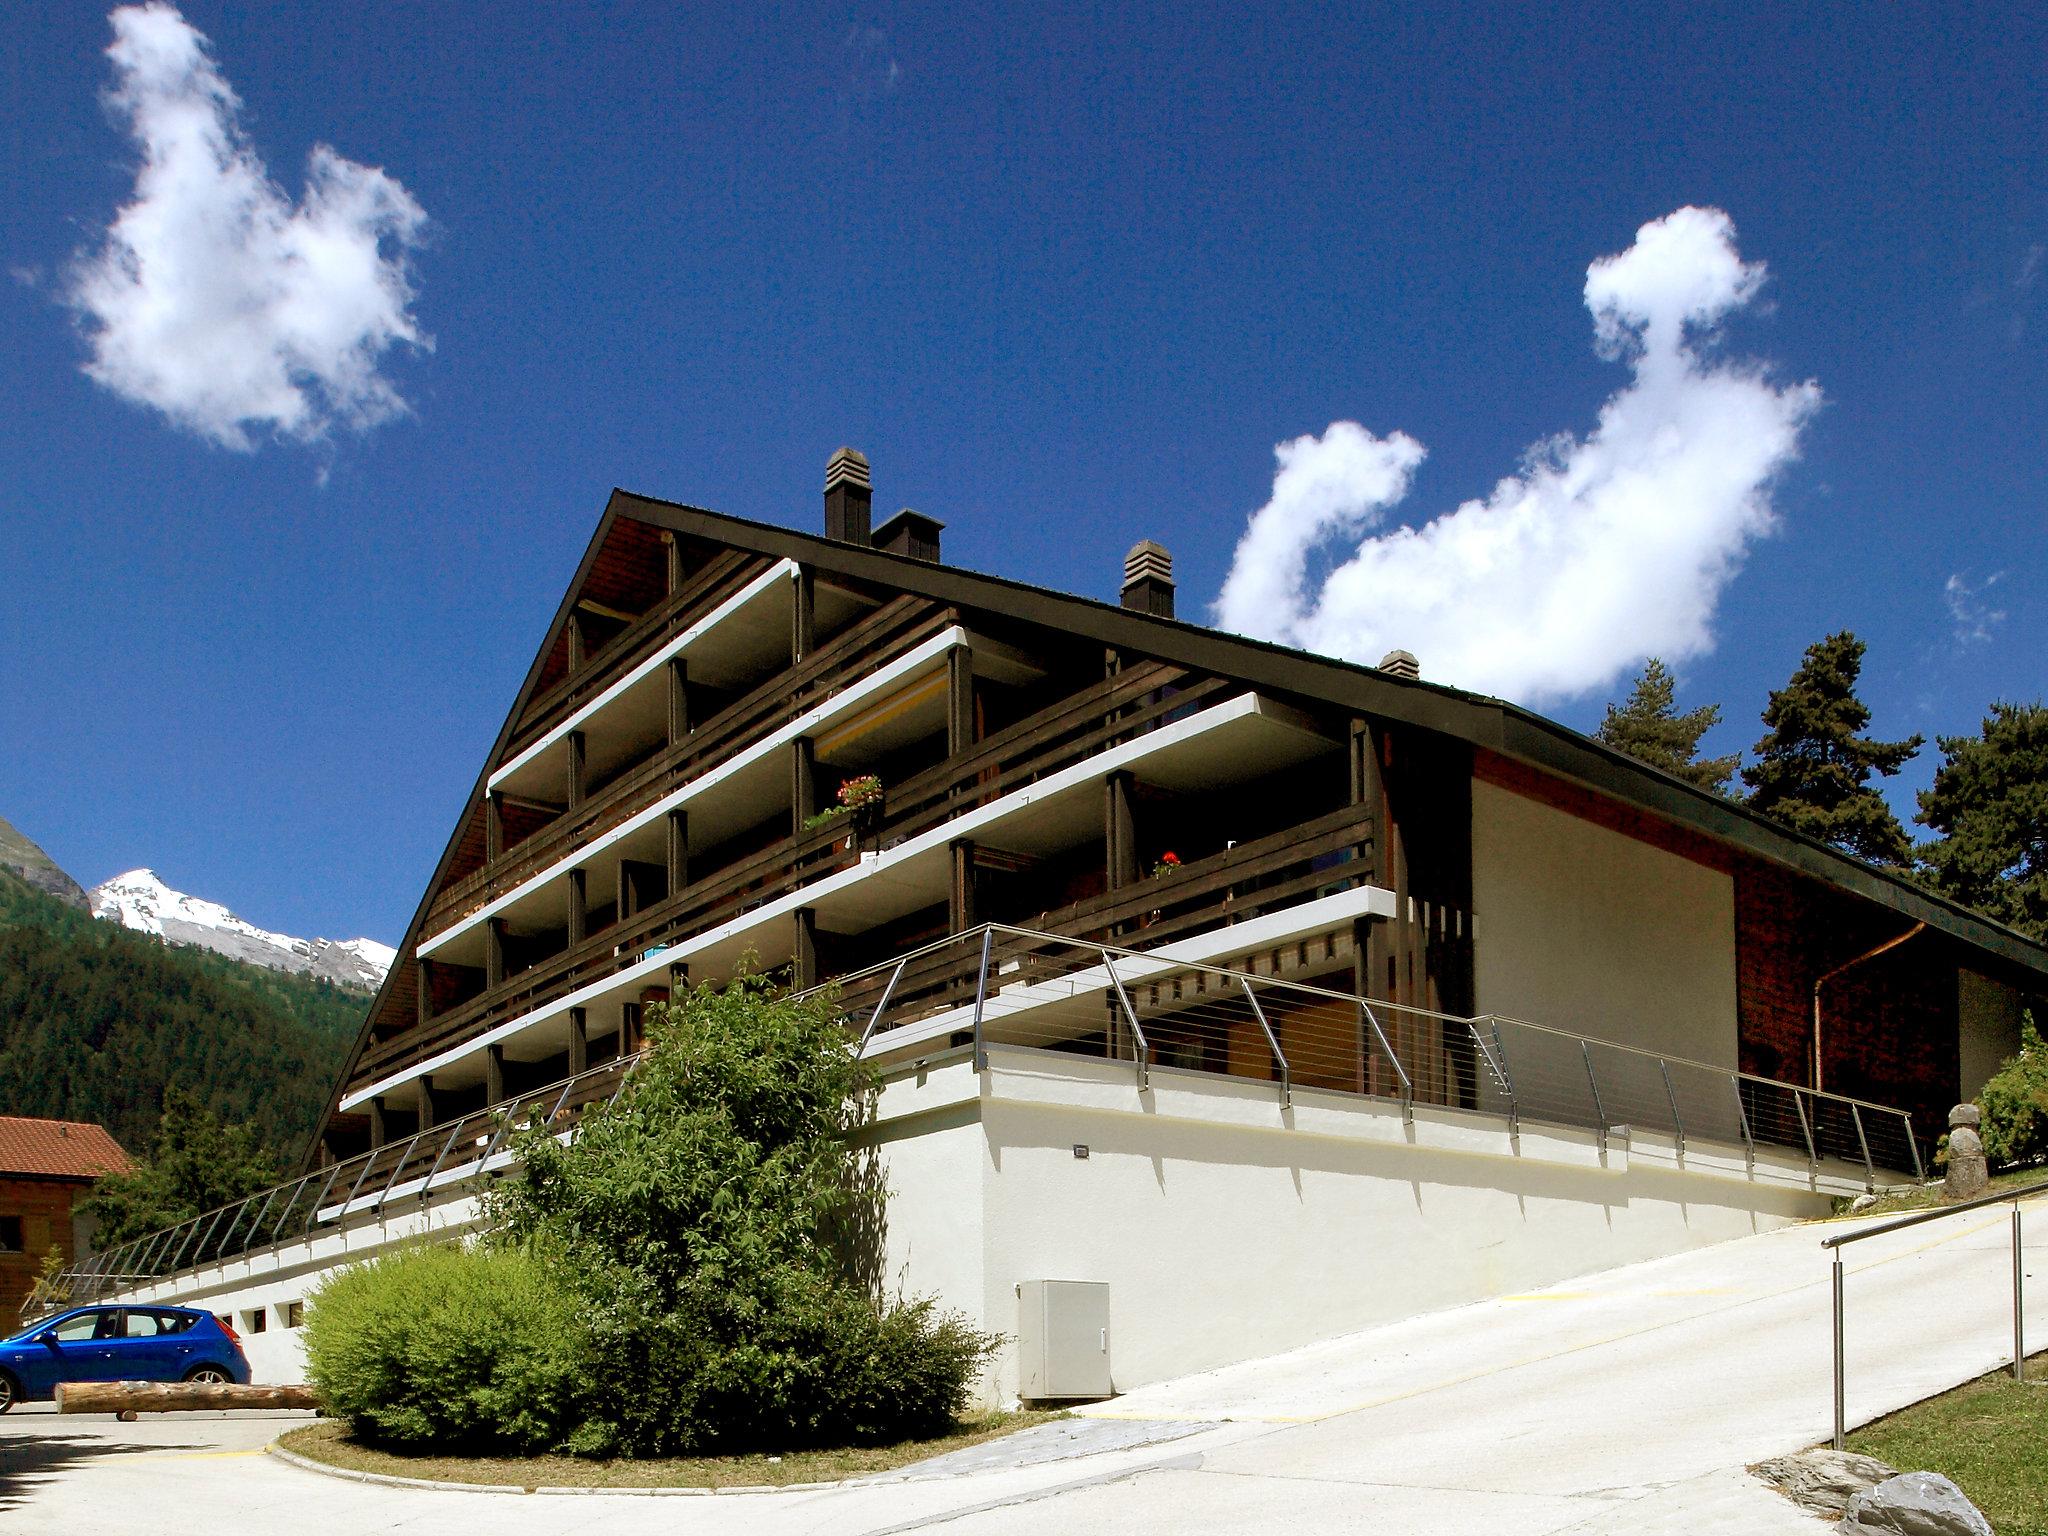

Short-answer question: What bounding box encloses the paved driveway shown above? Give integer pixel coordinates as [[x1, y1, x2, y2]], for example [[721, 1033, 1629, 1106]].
[[2, 1194, 2040, 1535]]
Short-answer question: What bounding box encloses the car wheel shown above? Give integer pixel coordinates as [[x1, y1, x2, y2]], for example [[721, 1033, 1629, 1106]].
[[183, 1365, 231, 1385], [0, 1371, 17, 1413]]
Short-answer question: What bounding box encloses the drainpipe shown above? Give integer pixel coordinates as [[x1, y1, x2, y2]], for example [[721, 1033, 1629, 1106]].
[[1812, 922, 1927, 1092]]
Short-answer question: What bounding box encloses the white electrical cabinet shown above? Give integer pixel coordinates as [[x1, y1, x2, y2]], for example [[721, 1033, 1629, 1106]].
[[1016, 1279, 1113, 1401]]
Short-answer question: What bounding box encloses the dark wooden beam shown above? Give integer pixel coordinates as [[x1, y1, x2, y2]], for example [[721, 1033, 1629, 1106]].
[[484, 791, 504, 864], [485, 1045, 505, 1104], [791, 737, 816, 835], [416, 1076, 436, 1129], [792, 566, 815, 662], [793, 906, 817, 988], [485, 919, 506, 989], [1105, 771, 1138, 891], [367, 1097, 386, 1147], [949, 840, 977, 933], [415, 959, 432, 1025], [567, 611, 587, 673], [667, 809, 688, 893], [567, 1007, 588, 1074], [664, 530, 684, 594], [566, 730, 587, 811], [948, 648, 975, 757], [566, 867, 586, 946], [667, 657, 689, 744]]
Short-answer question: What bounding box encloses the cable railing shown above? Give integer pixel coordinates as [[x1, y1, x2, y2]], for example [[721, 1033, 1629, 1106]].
[[837, 923, 1922, 1182], [1820, 1177, 2048, 1450], [33, 922, 1925, 1321]]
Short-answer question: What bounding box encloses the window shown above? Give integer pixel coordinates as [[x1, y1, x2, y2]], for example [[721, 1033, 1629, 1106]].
[[158, 1311, 196, 1334], [0, 1215, 21, 1253], [244, 1308, 267, 1334], [122, 1311, 163, 1338], [282, 1300, 304, 1329], [51, 1313, 99, 1342]]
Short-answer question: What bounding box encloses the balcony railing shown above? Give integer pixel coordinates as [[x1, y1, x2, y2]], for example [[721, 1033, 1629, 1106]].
[[33, 922, 1925, 1322], [354, 659, 1231, 1095], [428, 594, 950, 937]]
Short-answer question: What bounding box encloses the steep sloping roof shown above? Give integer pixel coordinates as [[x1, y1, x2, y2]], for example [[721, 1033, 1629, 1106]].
[[311, 487, 2048, 1164], [0, 1116, 132, 1180]]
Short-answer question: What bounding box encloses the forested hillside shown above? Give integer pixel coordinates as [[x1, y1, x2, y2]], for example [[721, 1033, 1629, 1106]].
[[0, 870, 363, 1156]]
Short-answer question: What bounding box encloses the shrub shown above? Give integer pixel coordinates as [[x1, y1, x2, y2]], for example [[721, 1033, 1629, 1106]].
[[1979, 1012, 2048, 1170], [303, 1242, 583, 1452], [490, 966, 999, 1456]]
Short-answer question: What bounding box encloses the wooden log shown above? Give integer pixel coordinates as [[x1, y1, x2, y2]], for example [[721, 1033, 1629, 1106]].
[[57, 1380, 320, 1415]]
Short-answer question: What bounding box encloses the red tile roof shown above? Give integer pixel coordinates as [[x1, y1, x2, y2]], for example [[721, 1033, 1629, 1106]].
[[0, 1116, 133, 1180]]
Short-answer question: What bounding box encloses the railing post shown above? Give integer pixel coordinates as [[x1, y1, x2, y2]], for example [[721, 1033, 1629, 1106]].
[[1101, 949, 1149, 1092], [859, 958, 909, 1052], [971, 927, 994, 1071], [243, 1187, 282, 1255], [336, 1153, 379, 1224], [1582, 1041, 1608, 1153], [1731, 1074, 1755, 1173], [1470, 1021, 1516, 1138], [305, 1164, 347, 1236], [1658, 1059, 1685, 1159], [1832, 1249, 1848, 1451], [2015, 1206, 2027, 1384], [1906, 1112, 1926, 1182], [1240, 977, 1289, 1109], [376, 1131, 427, 1210], [1360, 1002, 1411, 1124], [1794, 1089, 1818, 1174], [1850, 1102, 1874, 1190], [418, 1121, 467, 1204]]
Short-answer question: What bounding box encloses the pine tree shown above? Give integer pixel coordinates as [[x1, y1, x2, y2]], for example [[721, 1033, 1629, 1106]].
[[1916, 702, 2048, 940], [1596, 658, 1740, 794], [1742, 632, 1922, 867]]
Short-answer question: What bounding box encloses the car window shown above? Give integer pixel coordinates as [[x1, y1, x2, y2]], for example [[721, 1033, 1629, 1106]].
[[157, 1311, 196, 1335], [51, 1313, 100, 1342], [122, 1311, 163, 1338], [93, 1311, 123, 1340]]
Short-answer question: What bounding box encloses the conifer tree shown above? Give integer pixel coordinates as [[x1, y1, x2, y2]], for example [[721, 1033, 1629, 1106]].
[[1916, 701, 2048, 941], [1596, 658, 1740, 794], [1742, 631, 1922, 867]]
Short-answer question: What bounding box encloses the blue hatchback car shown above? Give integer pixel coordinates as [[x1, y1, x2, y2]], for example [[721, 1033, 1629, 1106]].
[[0, 1305, 251, 1411]]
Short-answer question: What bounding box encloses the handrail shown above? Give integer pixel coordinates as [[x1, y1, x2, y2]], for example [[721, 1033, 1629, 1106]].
[[1820, 1176, 2048, 1249], [1824, 1175, 2048, 1449]]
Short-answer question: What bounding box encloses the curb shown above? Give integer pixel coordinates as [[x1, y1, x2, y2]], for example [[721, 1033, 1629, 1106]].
[[263, 1434, 876, 1497]]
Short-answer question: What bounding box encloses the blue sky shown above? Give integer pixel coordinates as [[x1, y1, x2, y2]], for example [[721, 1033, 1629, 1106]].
[[1, 2, 2041, 947]]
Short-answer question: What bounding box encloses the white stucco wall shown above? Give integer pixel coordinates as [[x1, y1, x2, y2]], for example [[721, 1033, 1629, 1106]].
[[111, 1048, 1856, 1409], [1471, 777, 1738, 1067], [960, 1047, 1845, 1402], [1959, 969, 2025, 1100]]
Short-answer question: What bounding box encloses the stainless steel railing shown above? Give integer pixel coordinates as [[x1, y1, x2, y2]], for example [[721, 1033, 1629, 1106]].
[[1820, 1177, 2048, 1449], [839, 923, 1923, 1181], [33, 920, 1927, 1320]]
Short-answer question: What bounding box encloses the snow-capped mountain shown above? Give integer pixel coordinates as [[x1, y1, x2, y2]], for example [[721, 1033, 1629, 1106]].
[[89, 869, 394, 990]]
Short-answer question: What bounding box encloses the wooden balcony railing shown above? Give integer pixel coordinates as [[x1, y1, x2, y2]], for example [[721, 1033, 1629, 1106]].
[[427, 595, 956, 936], [504, 549, 769, 760], [354, 662, 1268, 1097]]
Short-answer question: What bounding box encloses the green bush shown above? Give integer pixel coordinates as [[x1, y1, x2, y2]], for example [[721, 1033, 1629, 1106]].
[[490, 966, 999, 1457], [303, 1242, 584, 1452], [1979, 1012, 2048, 1170]]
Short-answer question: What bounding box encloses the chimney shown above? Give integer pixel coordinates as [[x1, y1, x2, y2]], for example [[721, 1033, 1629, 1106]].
[[1120, 541, 1175, 618], [1378, 649, 1419, 681], [874, 508, 944, 563], [824, 447, 873, 545]]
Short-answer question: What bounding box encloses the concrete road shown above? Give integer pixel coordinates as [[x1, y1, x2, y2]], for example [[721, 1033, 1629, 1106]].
[[2, 1193, 2040, 1534]]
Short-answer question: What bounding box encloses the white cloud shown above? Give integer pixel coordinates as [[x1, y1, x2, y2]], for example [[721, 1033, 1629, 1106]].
[[1213, 207, 1820, 704], [1945, 572, 2006, 645], [65, 4, 429, 450]]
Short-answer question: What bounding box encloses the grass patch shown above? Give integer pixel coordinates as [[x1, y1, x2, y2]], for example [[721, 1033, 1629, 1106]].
[[277, 1409, 1066, 1490], [1830, 1168, 2048, 1219], [1847, 1352, 2048, 1536]]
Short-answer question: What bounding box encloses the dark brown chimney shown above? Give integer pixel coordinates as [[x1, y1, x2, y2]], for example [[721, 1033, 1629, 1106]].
[[874, 508, 943, 563], [1120, 541, 1175, 617], [1378, 649, 1419, 680], [824, 447, 872, 544]]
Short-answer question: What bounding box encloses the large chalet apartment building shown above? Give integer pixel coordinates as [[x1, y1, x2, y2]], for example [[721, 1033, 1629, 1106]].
[[78, 450, 2048, 1396], [322, 450, 2040, 1164]]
